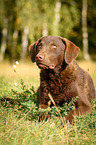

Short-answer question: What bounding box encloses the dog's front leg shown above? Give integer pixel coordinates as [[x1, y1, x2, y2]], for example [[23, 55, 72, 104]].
[[63, 99, 92, 124], [38, 86, 50, 121]]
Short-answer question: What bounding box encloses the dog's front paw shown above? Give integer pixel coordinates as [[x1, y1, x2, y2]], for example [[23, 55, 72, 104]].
[[63, 114, 74, 124], [38, 113, 50, 122]]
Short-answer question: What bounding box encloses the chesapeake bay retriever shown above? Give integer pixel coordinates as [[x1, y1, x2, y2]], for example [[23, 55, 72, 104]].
[[29, 36, 95, 124]]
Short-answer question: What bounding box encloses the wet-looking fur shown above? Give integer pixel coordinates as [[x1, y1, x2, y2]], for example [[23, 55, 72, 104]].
[[29, 36, 95, 124]]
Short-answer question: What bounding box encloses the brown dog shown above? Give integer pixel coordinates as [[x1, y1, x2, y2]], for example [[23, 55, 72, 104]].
[[29, 36, 95, 124]]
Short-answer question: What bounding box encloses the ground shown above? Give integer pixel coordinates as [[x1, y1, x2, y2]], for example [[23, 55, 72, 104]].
[[0, 60, 96, 145]]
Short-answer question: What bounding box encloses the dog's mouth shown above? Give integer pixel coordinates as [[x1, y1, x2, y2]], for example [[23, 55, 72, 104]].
[[37, 63, 55, 69]]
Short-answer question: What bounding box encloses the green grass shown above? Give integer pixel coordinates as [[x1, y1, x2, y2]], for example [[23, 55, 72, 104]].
[[0, 61, 96, 145]]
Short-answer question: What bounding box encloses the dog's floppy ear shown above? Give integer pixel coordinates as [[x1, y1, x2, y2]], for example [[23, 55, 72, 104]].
[[29, 43, 37, 62], [59, 37, 80, 64], [29, 38, 41, 62]]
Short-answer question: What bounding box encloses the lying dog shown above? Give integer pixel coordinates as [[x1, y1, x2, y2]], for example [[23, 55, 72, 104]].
[[29, 36, 95, 124]]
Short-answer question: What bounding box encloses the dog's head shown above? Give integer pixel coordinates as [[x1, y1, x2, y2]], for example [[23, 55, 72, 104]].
[[29, 36, 80, 69]]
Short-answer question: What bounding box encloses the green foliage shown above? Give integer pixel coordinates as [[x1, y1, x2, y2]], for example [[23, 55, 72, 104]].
[[60, 3, 80, 38], [0, 82, 96, 145], [0, 0, 96, 61], [0, 79, 78, 121], [0, 69, 96, 145]]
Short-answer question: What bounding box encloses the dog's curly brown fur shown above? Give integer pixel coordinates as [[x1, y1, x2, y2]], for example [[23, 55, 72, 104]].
[[29, 36, 95, 124]]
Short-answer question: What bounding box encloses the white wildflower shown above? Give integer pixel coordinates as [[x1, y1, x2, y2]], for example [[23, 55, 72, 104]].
[[14, 83, 18, 86], [16, 61, 19, 65], [13, 65, 16, 68]]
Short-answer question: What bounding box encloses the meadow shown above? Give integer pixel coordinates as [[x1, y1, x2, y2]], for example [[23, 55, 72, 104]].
[[0, 60, 96, 145]]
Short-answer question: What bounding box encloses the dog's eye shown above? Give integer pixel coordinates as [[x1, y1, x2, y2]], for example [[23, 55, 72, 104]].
[[38, 43, 42, 48], [53, 45, 57, 48], [38, 43, 41, 46]]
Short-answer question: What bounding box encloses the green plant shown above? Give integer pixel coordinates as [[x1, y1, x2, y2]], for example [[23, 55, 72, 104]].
[[0, 61, 96, 145], [0, 79, 79, 122]]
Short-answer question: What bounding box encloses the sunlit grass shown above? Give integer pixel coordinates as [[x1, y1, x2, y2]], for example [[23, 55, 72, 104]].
[[0, 61, 40, 78], [0, 60, 96, 145], [0, 60, 96, 76]]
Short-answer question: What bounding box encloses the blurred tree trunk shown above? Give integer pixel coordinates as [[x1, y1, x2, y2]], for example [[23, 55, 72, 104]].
[[0, 28, 7, 61], [12, 30, 18, 61], [42, 1, 48, 37], [53, 0, 61, 35], [21, 26, 29, 60], [42, 22, 48, 36], [82, 0, 90, 60]]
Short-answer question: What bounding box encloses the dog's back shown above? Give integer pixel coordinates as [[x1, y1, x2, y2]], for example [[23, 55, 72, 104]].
[[75, 62, 95, 102]]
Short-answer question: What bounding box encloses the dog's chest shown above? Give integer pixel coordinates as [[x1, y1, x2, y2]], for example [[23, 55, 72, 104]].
[[48, 74, 72, 94], [41, 70, 74, 95], [48, 75, 62, 94]]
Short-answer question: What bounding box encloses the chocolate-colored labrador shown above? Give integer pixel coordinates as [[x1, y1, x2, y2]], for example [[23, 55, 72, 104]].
[[29, 36, 95, 124]]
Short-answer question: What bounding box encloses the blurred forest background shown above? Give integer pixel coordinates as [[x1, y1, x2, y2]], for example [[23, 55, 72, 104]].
[[0, 0, 96, 62]]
